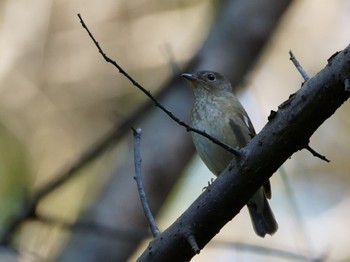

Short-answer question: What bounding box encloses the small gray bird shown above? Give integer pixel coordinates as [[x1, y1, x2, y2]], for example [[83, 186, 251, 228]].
[[182, 70, 278, 237]]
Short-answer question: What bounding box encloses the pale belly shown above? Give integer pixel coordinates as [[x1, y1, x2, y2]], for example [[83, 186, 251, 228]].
[[192, 131, 233, 176], [190, 97, 251, 176]]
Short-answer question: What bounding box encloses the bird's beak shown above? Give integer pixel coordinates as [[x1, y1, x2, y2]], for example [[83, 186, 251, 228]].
[[181, 73, 197, 82]]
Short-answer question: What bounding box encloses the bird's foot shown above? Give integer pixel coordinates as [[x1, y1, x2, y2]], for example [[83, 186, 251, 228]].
[[202, 178, 215, 191]]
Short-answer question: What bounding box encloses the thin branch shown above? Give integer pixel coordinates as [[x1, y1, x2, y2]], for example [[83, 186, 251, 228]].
[[137, 44, 350, 261], [344, 78, 350, 92], [289, 50, 310, 81], [132, 127, 160, 237], [185, 234, 200, 254], [0, 85, 164, 244], [77, 13, 240, 157], [305, 145, 330, 162], [289, 51, 331, 163]]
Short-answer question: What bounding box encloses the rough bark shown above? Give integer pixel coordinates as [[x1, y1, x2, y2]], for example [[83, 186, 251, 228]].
[[58, 0, 293, 261], [137, 44, 350, 262]]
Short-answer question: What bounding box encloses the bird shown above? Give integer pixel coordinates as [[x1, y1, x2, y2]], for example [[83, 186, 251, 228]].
[[182, 70, 278, 237]]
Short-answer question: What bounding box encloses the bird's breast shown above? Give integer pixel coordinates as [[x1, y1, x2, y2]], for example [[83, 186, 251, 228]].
[[190, 101, 236, 175]]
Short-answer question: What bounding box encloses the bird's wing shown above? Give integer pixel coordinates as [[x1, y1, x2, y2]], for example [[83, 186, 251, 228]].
[[240, 110, 273, 199], [241, 111, 256, 138], [263, 180, 272, 199]]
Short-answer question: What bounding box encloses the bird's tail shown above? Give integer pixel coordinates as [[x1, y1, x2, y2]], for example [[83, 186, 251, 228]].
[[247, 194, 278, 238]]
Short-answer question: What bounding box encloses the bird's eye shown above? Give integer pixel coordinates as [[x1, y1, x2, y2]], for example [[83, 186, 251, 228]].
[[207, 73, 216, 81]]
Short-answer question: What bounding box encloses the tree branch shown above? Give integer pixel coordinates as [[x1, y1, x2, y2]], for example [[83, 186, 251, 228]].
[[77, 13, 241, 157], [137, 45, 350, 261], [305, 145, 330, 162], [132, 128, 160, 237], [58, 1, 294, 260], [289, 50, 310, 81], [289, 51, 330, 162]]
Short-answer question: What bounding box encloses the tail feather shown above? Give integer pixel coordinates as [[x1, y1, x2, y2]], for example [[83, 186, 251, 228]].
[[247, 194, 278, 237]]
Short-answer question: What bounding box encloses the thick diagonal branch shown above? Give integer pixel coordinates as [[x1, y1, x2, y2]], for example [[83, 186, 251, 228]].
[[137, 45, 350, 262]]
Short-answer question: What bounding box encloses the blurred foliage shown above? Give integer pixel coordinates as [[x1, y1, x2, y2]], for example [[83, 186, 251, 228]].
[[0, 125, 29, 236]]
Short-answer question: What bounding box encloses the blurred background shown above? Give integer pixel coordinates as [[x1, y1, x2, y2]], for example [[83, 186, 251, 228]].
[[0, 0, 350, 261]]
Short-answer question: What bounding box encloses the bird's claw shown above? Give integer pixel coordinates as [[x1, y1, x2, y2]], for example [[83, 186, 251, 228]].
[[202, 178, 215, 191]]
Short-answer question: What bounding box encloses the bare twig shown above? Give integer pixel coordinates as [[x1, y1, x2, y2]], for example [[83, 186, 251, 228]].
[[132, 127, 160, 237], [289, 50, 310, 81], [186, 234, 200, 254], [289, 51, 330, 162], [344, 78, 350, 92], [137, 44, 350, 261], [77, 13, 240, 157], [305, 145, 330, 162]]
